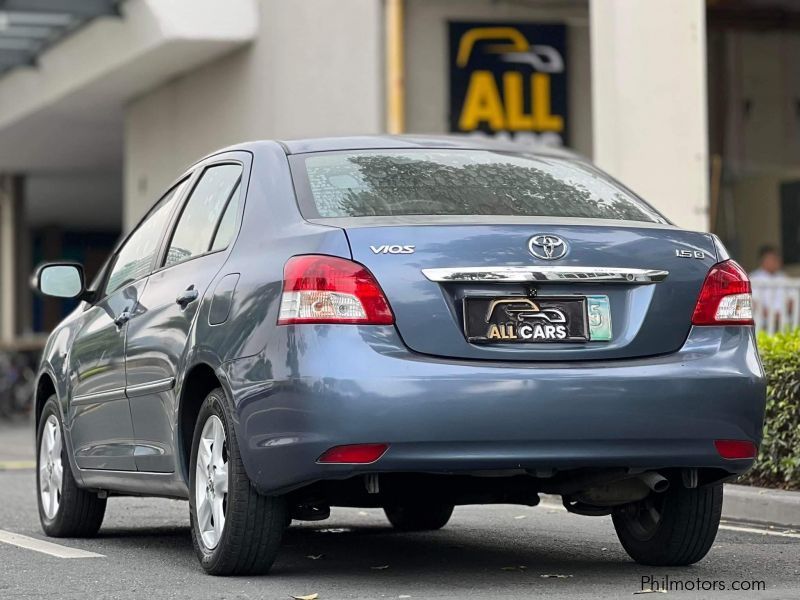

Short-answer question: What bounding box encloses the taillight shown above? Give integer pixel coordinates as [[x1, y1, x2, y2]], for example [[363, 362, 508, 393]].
[[277, 255, 394, 325], [691, 259, 753, 326]]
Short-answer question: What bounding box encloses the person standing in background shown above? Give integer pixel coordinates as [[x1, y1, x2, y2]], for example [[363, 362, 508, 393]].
[[750, 245, 790, 331]]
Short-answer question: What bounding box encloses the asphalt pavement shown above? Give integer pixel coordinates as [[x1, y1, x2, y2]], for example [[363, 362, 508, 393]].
[[0, 420, 798, 599], [0, 418, 34, 466]]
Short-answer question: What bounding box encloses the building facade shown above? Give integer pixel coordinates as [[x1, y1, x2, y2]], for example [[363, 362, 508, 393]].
[[0, 0, 796, 344]]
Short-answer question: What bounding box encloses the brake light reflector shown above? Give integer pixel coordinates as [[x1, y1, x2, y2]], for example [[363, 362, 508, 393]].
[[317, 443, 389, 464], [278, 255, 394, 325], [714, 439, 757, 460], [691, 260, 753, 325]]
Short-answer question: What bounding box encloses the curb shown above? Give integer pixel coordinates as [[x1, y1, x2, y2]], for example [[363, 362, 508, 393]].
[[543, 484, 800, 530], [723, 483, 800, 528]]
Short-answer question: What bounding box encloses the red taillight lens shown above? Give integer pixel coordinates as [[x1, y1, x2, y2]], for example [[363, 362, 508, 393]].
[[317, 443, 389, 464], [277, 255, 394, 325], [714, 439, 757, 460], [691, 260, 753, 326]]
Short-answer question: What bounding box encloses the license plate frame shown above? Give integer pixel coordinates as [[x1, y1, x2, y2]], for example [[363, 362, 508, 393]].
[[464, 296, 589, 344]]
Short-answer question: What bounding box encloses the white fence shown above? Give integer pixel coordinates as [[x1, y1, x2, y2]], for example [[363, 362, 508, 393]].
[[750, 278, 800, 334]]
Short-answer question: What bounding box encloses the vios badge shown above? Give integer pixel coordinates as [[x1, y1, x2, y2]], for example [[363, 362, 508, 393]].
[[528, 234, 568, 260], [370, 244, 415, 255]]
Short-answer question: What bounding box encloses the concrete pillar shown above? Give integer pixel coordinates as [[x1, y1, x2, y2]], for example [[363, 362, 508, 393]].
[[590, 0, 708, 231], [13, 178, 30, 337], [0, 175, 21, 342]]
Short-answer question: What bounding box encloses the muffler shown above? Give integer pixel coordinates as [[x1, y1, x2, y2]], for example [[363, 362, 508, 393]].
[[569, 472, 670, 508]]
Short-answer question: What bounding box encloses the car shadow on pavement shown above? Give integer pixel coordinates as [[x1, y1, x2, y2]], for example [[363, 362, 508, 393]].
[[97, 526, 190, 541], [95, 525, 194, 558], [84, 515, 764, 598], [272, 521, 629, 578], [94, 519, 630, 578]]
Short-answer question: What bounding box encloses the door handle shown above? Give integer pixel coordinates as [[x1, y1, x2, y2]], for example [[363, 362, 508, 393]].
[[114, 310, 131, 329], [176, 286, 199, 308]]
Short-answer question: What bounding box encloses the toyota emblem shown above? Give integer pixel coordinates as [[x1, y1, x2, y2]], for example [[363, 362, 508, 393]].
[[528, 234, 568, 260]]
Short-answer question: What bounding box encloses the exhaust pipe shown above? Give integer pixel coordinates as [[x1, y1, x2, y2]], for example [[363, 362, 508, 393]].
[[569, 472, 670, 508], [639, 472, 669, 493]]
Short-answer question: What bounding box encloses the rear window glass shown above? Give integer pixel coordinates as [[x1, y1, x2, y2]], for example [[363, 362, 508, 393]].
[[292, 150, 666, 223]]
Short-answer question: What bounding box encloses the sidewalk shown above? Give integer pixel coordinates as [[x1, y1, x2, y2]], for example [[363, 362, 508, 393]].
[[723, 483, 800, 528], [536, 484, 800, 530]]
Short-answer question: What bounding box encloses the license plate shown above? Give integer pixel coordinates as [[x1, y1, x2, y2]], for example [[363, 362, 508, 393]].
[[463, 295, 611, 344]]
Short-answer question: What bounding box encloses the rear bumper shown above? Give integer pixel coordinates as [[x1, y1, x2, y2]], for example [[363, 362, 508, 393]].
[[224, 326, 766, 495]]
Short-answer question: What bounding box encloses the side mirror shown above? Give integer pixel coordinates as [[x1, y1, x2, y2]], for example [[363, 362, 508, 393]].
[[32, 263, 90, 300]]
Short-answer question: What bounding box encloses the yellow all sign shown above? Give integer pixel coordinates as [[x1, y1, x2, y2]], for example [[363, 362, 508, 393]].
[[458, 71, 564, 133]]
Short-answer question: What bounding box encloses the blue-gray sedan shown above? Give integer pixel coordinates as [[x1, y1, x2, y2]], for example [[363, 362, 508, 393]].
[[31, 136, 766, 575]]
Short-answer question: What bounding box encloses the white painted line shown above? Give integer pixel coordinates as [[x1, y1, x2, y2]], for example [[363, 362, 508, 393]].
[[719, 524, 800, 539], [0, 530, 104, 558], [0, 460, 36, 471]]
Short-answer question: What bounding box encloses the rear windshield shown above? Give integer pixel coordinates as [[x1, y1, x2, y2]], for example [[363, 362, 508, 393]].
[[290, 149, 667, 224]]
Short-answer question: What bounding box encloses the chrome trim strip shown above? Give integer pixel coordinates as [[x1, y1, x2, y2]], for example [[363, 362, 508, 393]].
[[421, 266, 669, 284], [125, 377, 176, 398], [72, 388, 127, 405], [306, 216, 678, 230]]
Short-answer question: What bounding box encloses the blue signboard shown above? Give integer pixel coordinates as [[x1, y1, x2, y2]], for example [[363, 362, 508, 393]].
[[449, 22, 568, 146]]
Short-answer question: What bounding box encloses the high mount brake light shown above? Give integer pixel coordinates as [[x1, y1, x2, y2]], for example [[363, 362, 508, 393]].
[[691, 260, 753, 326], [277, 255, 394, 325]]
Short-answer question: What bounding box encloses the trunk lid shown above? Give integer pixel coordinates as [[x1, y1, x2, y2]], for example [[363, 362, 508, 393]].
[[337, 217, 718, 361]]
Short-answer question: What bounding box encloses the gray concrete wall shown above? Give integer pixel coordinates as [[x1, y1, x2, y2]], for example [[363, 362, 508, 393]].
[[125, 0, 596, 227], [124, 0, 384, 227]]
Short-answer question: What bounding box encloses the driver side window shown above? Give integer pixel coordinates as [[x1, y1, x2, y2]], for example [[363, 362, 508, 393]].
[[104, 179, 189, 296]]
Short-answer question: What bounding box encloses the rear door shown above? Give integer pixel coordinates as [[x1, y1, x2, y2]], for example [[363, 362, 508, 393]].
[[68, 282, 143, 471], [124, 156, 245, 472]]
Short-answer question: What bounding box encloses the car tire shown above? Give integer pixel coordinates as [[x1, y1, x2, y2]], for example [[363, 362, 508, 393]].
[[383, 499, 454, 531], [189, 388, 287, 576], [37, 395, 106, 537], [612, 482, 723, 566]]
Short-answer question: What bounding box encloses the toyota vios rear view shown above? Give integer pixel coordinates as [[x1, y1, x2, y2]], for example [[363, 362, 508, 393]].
[[31, 136, 765, 575]]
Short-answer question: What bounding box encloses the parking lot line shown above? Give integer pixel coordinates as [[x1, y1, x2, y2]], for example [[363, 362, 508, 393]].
[[0, 461, 36, 471], [0, 530, 104, 558], [719, 523, 800, 539]]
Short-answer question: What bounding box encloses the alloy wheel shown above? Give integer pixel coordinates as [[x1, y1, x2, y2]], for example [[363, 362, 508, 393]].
[[194, 415, 229, 550], [38, 414, 63, 520]]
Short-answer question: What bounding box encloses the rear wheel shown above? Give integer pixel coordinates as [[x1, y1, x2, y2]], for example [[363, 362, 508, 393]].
[[189, 388, 287, 575], [37, 396, 106, 537], [383, 499, 454, 531], [612, 483, 722, 566]]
